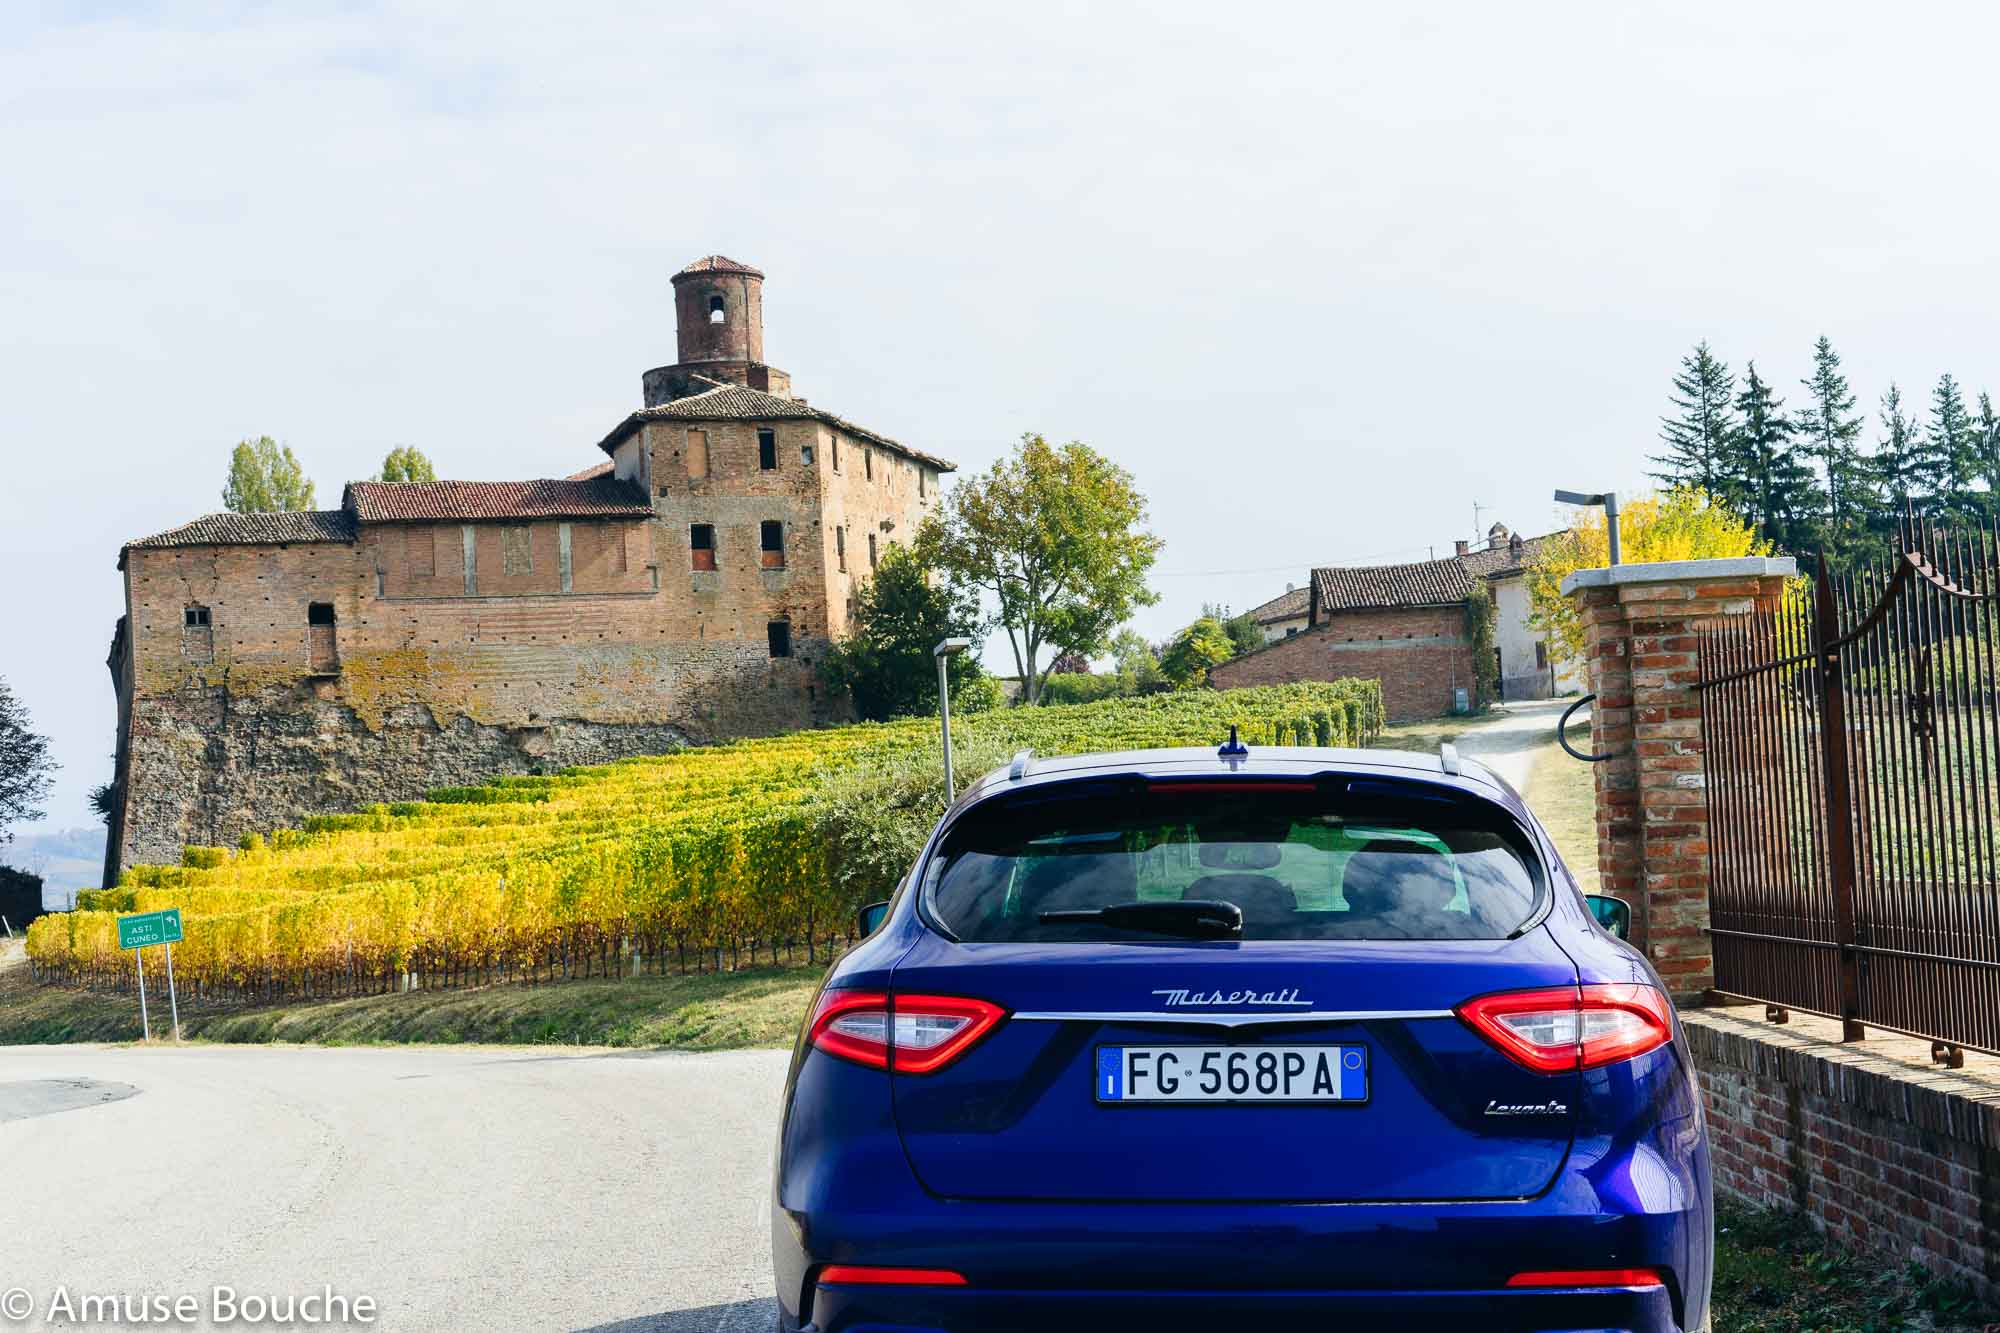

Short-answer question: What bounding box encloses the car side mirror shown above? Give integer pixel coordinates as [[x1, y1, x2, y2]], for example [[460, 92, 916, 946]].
[[1586, 893, 1632, 940], [856, 900, 890, 937]]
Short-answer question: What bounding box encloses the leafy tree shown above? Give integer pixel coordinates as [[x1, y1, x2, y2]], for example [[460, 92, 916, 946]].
[[221, 436, 317, 513], [1798, 336, 1873, 557], [1730, 362, 1821, 552], [1528, 490, 1770, 664], [925, 433, 1161, 705], [1923, 373, 1980, 516], [1158, 617, 1235, 690], [0, 677, 56, 847], [1651, 342, 1739, 502], [88, 781, 118, 824], [820, 544, 986, 722], [1110, 628, 1167, 694], [1203, 602, 1263, 658], [378, 446, 438, 484], [1046, 651, 1092, 675]]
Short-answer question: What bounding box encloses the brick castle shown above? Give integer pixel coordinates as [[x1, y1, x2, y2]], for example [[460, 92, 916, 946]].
[[105, 256, 952, 881]]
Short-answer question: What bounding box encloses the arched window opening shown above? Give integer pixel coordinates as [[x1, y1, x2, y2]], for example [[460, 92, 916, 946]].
[[708, 293, 726, 324]]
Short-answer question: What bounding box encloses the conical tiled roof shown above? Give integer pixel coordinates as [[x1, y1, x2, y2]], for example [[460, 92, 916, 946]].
[[674, 255, 764, 279]]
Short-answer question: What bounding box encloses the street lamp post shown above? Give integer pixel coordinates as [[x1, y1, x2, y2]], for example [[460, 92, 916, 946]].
[[1554, 488, 1621, 565], [934, 637, 973, 802]]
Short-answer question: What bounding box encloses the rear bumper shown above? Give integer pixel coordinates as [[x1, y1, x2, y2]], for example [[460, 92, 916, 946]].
[[794, 1283, 1682, 1333]]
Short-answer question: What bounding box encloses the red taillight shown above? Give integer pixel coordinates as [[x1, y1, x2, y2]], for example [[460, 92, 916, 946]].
[[817, 1264, 968, 1287], [1457, 983, 1672, 1073], [1506, 1268, 1665, 1289], [806, 990, 1007, 1074]]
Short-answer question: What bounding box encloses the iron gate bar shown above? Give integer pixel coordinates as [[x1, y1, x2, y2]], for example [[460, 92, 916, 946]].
[[1693, 516, 2000, 1059]]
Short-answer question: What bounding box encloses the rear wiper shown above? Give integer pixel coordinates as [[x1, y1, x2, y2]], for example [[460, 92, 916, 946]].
[[1039, 899, 1243, 939]]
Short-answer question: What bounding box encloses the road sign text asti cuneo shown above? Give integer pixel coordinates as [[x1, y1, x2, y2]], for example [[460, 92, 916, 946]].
[[117, 908, 182, 951]]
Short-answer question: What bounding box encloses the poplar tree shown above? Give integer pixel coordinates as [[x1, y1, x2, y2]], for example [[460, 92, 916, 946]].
[[1730, 362, 1821, 552], [222, 436, 317, 513], [1798, 336, 1871, 556], [1650, 342, 1739, 504]]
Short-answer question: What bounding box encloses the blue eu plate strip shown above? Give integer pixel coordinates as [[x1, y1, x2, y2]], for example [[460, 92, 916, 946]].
[[1097, 1047, 1123, 1101]]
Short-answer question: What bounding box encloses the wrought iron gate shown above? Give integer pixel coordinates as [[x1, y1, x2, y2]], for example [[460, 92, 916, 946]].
[[1695, 520, 2000, 1064]]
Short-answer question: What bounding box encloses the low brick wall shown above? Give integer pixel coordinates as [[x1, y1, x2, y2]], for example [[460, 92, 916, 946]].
[[1684, 1007, 2000, 1304]]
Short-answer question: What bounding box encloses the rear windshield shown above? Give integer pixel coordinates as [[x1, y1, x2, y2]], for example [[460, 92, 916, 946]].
[[924, 780, 1544, 943]]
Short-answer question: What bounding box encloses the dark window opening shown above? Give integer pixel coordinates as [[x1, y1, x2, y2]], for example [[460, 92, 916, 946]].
[[758, 429, 777, 470], [868, 533, 878, 569], [801, 443, 814, 466], [919, 468, 927, 498], [832, 437, 841, 472], [761, 520, 785, 569], [307, 602, 339, 673], [1535, 641, 1549, 672], [835, 526, 847, 572], [184, 606, 211, 628], [767, 621, 792, 658], [690, 523, 716, 572], [864, 449, 873, 481], [708, 293, 726, 324]]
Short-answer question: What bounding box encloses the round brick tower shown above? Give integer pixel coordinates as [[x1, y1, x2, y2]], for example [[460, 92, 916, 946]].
[[643, 255, 792, 406]]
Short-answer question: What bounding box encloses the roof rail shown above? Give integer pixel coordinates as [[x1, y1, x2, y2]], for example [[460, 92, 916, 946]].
[[1008, 749, 1035, 781], [1439, 742, 1462, 776]]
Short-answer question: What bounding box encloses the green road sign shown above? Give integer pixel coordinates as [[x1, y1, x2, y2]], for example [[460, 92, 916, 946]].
[[117, 908, 182, 950]]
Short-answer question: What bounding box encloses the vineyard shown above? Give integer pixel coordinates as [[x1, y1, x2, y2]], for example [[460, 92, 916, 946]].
[[25, 682, 1379, 1005]]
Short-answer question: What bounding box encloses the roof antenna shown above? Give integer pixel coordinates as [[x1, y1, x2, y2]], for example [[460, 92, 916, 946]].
[[1218, 725, 1250, 759]]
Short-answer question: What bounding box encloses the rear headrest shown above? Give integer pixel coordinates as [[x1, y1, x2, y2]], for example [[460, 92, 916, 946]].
[[1198, 841, 1282, 871], [1183, 873, 1296, 921], [1339, 839, 1457, 913], [1018, 852, 1139, 913]]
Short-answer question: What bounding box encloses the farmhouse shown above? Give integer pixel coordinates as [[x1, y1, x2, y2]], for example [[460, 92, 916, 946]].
[[103, 256, 952, 881], [1211, 522, 1578, 718]]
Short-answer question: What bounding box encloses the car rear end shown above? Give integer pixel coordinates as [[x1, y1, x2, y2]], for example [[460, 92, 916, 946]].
[[773, 748, 1711, 1333]]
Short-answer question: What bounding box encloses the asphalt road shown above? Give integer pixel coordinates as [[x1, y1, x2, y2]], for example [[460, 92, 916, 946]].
[[0, 1044, 790, 1332]]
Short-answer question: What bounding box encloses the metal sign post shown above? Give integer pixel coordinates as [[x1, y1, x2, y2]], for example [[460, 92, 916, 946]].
[[117, 909, 183, 1044], [164, 941, 182, 1042], [135, 946, 150, 1042]]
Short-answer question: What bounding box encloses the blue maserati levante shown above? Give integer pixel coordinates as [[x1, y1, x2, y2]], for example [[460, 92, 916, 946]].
[[770, 738, 1713, 1333]]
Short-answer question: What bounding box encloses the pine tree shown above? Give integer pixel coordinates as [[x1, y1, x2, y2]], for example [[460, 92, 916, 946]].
[[1870, 384, 1924, 540], [1650, 342, 1739, 504], [1974, 391, 2000, 516], [1923, 373, 1979, 515], [1730, 362, 1822, 553], [1798, 336, 1872, 556]]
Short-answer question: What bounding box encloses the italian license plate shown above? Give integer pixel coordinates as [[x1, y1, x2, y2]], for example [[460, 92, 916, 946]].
[[1094, 1044, 1368, 1104]]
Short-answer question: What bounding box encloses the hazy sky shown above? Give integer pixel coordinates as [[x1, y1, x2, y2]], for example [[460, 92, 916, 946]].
[[6, 1, 2000, 832]]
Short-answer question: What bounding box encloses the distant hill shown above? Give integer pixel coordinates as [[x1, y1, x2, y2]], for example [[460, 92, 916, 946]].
[[3, 826, 106, 909]]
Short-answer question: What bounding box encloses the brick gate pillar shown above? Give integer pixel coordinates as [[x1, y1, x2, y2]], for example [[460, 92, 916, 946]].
[[1560, 557, 1795, 1000]]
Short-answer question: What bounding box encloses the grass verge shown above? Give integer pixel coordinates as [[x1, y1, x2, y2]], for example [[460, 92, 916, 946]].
[[0, 941, 825, 1049], [1716, 1199, 1995, 1331], [1373, 710, 1513, 754], [1523, 719, 1600, 893]]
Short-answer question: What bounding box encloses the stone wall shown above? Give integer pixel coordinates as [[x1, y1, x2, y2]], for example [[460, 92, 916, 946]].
[[1686, 1008, 2000, 1306], [1208, 605, 1474, 720], [119, 686, 691, 865]]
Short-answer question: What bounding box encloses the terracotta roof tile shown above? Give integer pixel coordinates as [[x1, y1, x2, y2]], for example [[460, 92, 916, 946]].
[[125, 509, 357, 551], [1312, 557, 1473, 614], [675, 255, 764, 278], [1245, 586, 1310, 623], [1458, 532, 1555, 579], [343, 477, 652, 524], [565, 460, 615, 481], [597, 383, 956, 473]]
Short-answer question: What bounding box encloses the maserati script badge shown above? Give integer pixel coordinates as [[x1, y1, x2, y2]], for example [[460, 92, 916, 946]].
[[1151, 988, 1310, 1008]]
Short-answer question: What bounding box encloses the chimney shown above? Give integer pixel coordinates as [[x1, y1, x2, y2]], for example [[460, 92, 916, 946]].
[[1454, 540, 1469, 557]]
